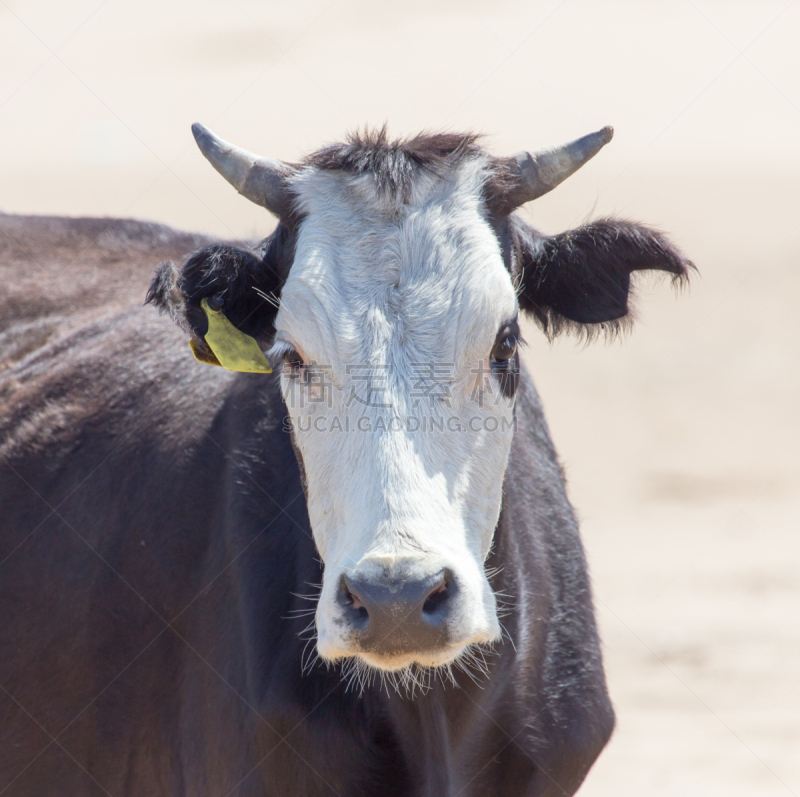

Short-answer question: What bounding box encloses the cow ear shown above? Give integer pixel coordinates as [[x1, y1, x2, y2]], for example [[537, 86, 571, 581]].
[[514, 218, 693, 337], [146, 242, 284, 346]]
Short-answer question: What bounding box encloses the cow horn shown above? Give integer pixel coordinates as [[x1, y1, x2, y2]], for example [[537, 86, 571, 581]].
[[500, 126, 614, 212], [191, 123, 295, 218]]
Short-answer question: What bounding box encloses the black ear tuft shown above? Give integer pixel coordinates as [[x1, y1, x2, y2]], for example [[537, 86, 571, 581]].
[[147, 240, 287, 344], [513, 218, 693, 338], [146, 260, 185, 326]]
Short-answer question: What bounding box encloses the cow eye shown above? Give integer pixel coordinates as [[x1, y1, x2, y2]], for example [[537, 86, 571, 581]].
[[491, 320, 519, 365], [283, 347, 304, 371], [492, 335, 517, 363]]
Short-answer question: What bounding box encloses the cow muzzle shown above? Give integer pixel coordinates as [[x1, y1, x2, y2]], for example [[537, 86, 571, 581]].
[[316, 558, 500, 671], [340, 568, 453, 659]]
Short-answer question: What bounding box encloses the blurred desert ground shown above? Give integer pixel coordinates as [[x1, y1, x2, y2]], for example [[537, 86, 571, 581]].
[[1, 0, 799, 793]]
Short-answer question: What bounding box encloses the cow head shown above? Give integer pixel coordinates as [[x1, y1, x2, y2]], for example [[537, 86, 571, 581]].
[[149, 124, 691, 679]]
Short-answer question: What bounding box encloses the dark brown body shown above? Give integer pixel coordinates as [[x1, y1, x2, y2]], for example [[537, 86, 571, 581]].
[[0, 214, 613, 796]]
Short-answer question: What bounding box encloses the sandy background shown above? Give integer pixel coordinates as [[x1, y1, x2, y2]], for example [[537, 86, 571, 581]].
[[2, 0, 798, 793]]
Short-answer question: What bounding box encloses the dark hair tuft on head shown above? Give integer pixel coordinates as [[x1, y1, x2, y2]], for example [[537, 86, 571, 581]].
[[305, 126, 483, 199]]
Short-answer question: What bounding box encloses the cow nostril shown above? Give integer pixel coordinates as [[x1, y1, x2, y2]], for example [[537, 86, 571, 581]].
[[343, 584, 369, 621], [348, 590, 366, 613], [422, 577, 449, 616]]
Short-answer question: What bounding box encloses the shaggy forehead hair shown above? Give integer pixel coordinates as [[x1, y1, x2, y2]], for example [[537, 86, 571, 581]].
[[302, 127, 486, 202]]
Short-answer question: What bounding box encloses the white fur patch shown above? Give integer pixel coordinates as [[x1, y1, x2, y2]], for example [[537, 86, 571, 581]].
[[269, 156, 518, 670]]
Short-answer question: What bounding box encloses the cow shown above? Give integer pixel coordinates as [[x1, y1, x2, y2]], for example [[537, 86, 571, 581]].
[[0, 124, 692, 796]]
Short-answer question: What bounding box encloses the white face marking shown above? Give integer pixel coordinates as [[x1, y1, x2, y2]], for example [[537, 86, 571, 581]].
[[270, 157, 519, 672]]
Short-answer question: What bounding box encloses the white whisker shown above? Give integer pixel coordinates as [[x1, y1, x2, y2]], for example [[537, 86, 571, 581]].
[[253, 286, 280, 309]]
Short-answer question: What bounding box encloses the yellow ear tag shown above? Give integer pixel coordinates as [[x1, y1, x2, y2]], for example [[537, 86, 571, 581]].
[[190, 298, 272, 373]]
